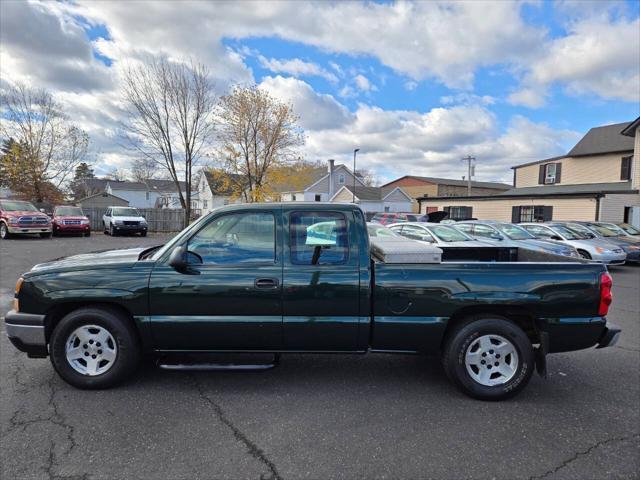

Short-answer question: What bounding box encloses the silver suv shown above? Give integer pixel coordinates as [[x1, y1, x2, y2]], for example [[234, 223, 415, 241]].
[[103, 206, 148, 237]]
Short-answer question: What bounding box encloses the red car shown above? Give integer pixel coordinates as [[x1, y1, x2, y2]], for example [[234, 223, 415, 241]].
[[52, 205, 91, 237], [0, 199, 52, 239]]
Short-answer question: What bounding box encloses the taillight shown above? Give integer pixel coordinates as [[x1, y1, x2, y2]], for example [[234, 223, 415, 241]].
[[598, 272, 613, 316]]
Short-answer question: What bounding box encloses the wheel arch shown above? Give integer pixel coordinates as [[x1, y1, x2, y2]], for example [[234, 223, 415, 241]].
[[441, 305, 539, 350], [44, 302, 144, 347]]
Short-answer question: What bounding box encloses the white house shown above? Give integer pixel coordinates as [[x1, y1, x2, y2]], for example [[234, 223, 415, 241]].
[[280, 160, 367, 202], [194, 169, 243, 215], [331, 185, 414, 213]]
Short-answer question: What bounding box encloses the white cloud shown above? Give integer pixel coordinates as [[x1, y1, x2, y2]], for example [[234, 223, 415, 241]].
[[259, 76, 354, 131], [258, 56, 338, 83], [354, 74, 375, 92], [510, 15, 640, 106]]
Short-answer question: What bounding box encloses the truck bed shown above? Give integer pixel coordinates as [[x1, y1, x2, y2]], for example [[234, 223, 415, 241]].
[[369, 260, 606, 353]]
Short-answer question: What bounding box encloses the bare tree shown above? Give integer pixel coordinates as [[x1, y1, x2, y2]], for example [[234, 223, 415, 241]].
[[121, 57, 216, 225], [0, 83, 89, 202], [130, 157, 158, 183], [216, 86, 304, 202]]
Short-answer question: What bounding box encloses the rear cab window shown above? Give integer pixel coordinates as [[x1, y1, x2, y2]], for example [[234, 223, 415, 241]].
[[290, 211, 348, 265]]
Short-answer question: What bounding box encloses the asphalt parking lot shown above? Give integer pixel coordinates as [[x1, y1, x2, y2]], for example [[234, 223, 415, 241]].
[[1, 233, 639, 480]]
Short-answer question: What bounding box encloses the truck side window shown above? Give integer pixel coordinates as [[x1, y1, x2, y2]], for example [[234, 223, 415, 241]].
[[290, 211, 348, 265], [188, 212, 275, 265]]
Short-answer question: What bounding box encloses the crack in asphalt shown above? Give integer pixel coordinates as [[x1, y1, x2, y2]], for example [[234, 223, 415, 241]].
[[528, 433, 640, 480], [192, 375, 282, 480], [4, 368, 80, 480]]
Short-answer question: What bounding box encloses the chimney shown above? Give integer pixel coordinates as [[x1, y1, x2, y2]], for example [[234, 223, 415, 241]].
[[328, 159, 335, 198]]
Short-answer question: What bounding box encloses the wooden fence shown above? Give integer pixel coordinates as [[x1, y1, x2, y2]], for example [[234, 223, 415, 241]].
[[82, 207, 186, 232]]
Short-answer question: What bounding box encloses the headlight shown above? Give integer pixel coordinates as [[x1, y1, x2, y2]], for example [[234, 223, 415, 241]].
[[114, 219, 123, 225], [627, 245, 640, 251], [8, 217, 18, 224], [81, 219, 90, 225]]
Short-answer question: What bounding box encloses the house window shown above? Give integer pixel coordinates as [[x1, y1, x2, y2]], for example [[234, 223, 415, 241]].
[[384, 206, 390, 212], [338, 173, 345, 184], [292, 194, 297, 201], [315, 194, 321, 202], [539, 162, 561, 185], [203, 199, 208, 209], [544, 164, 557, 184], [621, 156, 632, 180], [443, 206, 473, 220], [513, 205, 553, 223]]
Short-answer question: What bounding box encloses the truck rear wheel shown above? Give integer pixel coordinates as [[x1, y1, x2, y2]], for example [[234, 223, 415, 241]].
[[49, 307, 140, 389], [442, 316, 534, 400]]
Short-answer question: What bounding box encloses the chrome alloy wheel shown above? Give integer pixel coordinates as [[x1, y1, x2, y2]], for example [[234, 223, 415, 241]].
[[65, 325, 118, 376], [464, 334, 518, 386]]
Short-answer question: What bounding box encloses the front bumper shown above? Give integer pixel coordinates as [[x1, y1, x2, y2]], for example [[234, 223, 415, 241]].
[[7, 225, 52, 234], [54, 224, 90, 233], [622, 249, 640, 263], [4, 310, 47, 358], [113, 224, 147, 233]]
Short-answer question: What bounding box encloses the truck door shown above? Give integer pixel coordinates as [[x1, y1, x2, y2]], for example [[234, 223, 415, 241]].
[[148, 209, 283, 351], [282, 209, 361, 351]]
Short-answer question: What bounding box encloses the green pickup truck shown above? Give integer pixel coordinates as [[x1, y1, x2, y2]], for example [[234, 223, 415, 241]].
[[5, 203, 620, 400]]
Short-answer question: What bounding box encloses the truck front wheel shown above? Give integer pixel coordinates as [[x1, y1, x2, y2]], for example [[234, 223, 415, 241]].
[[49, 307, 140, 389], [442, 316, 534, 400]]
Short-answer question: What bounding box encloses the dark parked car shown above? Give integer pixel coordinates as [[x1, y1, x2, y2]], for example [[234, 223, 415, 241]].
[[0, 199, 52, 239], [52, 205, 91, 237], [5, 203, 619, 400]]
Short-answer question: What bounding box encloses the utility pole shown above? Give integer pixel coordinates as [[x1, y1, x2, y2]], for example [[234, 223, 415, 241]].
[[462, 155, 475, 196], [353, 148, 359, 203]]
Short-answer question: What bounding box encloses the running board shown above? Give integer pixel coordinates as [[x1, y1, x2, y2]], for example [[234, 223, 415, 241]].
[[157, 354, 280, 371]]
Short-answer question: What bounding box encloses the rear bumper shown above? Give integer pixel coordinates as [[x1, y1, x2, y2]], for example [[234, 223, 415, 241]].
[[537, 317, 621, 353], [4, 310, 47, 358], [596, 324, 621, 348]]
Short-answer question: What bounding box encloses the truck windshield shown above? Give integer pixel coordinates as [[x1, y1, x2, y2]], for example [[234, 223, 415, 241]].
[[55, 206, 84, 216], [429, 225, 471, 242], [497, 224, 534, 240], [112, 207, 140, 216], [0, 200, 38, 212]]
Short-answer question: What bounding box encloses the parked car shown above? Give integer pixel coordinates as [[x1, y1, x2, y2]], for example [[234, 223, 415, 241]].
[[593, 221, 640, 242], [366, 222, 400, 238], [103, 206, 148, 236], [616, 222, 640, 238], [370, 212, 422, 225], [454, 221, 580, 258], [0, 199, 52, 239], [52, 206, 91, 237], [371, 211, 449, 225], [5, 203, 619, 400], [520, 222, 626, 264], [558, 221, 640, 263], [389, 222, 493, 248]]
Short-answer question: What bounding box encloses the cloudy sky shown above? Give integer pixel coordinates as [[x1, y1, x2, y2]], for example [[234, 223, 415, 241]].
[[1, 0, 639, 184]]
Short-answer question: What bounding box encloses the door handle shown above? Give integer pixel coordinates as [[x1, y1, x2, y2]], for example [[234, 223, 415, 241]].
[[254, 278, 279, 289]]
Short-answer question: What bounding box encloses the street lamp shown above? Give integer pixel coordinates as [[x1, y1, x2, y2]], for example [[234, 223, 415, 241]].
[[353, 148, 360, 203]]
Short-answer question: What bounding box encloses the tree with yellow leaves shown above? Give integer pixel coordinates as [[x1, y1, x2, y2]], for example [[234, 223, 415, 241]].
[[215, 86, 304, 202]]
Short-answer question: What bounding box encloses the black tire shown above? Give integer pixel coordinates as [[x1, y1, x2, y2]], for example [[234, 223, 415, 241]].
[[103, 222, 108, 234], [442, 316, 534, 400], [85, 231, 91, 237], [40, 232, 52, 239], [49, 307, 140, 389], [0, 222, 11, 239], [109, 224, 116, 236], [140, 231, 147, 237], [577, 250, 591, 259]]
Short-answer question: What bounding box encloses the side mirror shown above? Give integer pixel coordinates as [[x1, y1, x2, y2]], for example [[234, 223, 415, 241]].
[[551, 235, 563, 241], [168, 245, 187, 271]]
